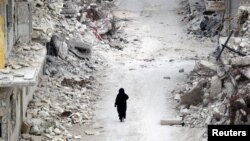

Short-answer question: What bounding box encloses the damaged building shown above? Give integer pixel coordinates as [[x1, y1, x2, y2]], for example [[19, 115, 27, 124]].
[[0, 0, 46, 141], [174, 0, 250, 138], [186, 0, 248, 37]]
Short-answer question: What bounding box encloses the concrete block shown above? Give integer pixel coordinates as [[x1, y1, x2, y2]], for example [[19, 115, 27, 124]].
[[200, 60, 217, 71], [210, 76, 222, 98], [230, 56, 250, 66], [160, 119, 184, 125], [0, 107, 6, 116], [181, 80, 206, 106], [16, 2, 32, 43], [21, 121, 31, 134]]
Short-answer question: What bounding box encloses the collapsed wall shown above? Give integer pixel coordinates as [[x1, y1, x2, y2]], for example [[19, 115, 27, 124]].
[[19, 0, 126, 140], [174, 3, 250, 141]]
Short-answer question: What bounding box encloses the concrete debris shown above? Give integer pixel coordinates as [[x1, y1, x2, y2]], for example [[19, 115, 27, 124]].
[[30, 136, 42, 141], [21, 0, 125, 140], [179, 68, 185, 73], [85, 130, 100, 135], [180, 0, 223, 37], [199, 60, 217, 71], [21, 121, 31, 134], [230, 56, 250, 66], [160, 119, 184, 126], [173, 5, 250, 132], [30, 125, 43, 136], [163, 76, 171, 79], [47, 35, 69, 59], [209, 76, 222, 99], [180, 80, 206, 106], [74, 135, 82, 139], [53, 128, 61, 135], [21, 134, 31, 140]]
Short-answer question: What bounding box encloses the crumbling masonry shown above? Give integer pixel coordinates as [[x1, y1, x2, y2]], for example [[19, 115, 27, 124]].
[[0, 0, 46, 141]]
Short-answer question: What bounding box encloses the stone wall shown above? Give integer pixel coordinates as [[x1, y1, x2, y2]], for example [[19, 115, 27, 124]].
[[0, 85, 38, 141], [16, 2, 32, 44], [224, 0, 240, 33], [2, 0, 33, 57], [0, 88, 11, 141], [0, 1, 44, 141], [0, 87, 22, 141]]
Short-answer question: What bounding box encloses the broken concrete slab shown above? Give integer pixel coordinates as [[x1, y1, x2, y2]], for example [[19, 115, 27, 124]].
[[73, 135, 82, 139], [30, 135, 42, 141], [199, 60, 217, 71], [230, 56, 250, 66], [85, 130, 100, 135], [47, 35, 69, 59], [21, 121, 31, 134], [160, 119, 184, 126], [224, 81, 236, 97], [24, 69, 37, 80], [0, 44, 46, 87], [181, 80, 207, 106], [209, 76, 222, 99], [68, 39, 92, 53], [240, 67, 250, 80]]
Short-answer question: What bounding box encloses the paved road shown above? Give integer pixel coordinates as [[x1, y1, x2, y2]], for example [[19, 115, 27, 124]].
[[78, 0, 214, 141]]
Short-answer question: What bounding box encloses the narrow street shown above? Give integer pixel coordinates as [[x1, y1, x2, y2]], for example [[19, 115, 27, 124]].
[[77, 0, 215, 140], [1, 0, 250, 141]]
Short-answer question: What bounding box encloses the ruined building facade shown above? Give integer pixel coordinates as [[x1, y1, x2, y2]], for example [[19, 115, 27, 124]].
[[0, 0, 45, 141]]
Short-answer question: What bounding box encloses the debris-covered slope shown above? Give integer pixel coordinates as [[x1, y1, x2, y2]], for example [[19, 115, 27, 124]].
[[21, 0, 121, 140], [173, 5, 250, 141]]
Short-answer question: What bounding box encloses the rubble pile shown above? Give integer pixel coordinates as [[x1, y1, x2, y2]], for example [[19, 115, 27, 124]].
[[5, 43, 44, 72], [180, 0, 223, 38], [21, 0, 123, 140], [173, 6, 250, 131]]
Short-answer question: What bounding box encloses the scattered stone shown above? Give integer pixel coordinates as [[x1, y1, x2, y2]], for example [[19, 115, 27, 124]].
[[54, 128, 61, 135], [209, 76, 222, 99], [38, 110, 49, 118], [47, 35, 68, 59], [85, 130, 100, 135], [30, 135, 42, 141], [61, 111, 72, 117], [179, 68, 184, 73], [199, 60, 217, 71], [21, 121, 31, 134], [73, 135, 82, 139], [21, 134, 31, 140], [160, 119, 184, 126], [181, 80, 206, 106], [180, 108, 189, 116], [109, 41, 123, 50], [66, 133, 73, 139], [30, 125, 42, 136], [230, 56, 250, 66], [163, 76, 171, 79], [205, 115, 212, 125], [0, 68, 11, 74], [10, 62, 22, 69], [174, 94, 181, 100]]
